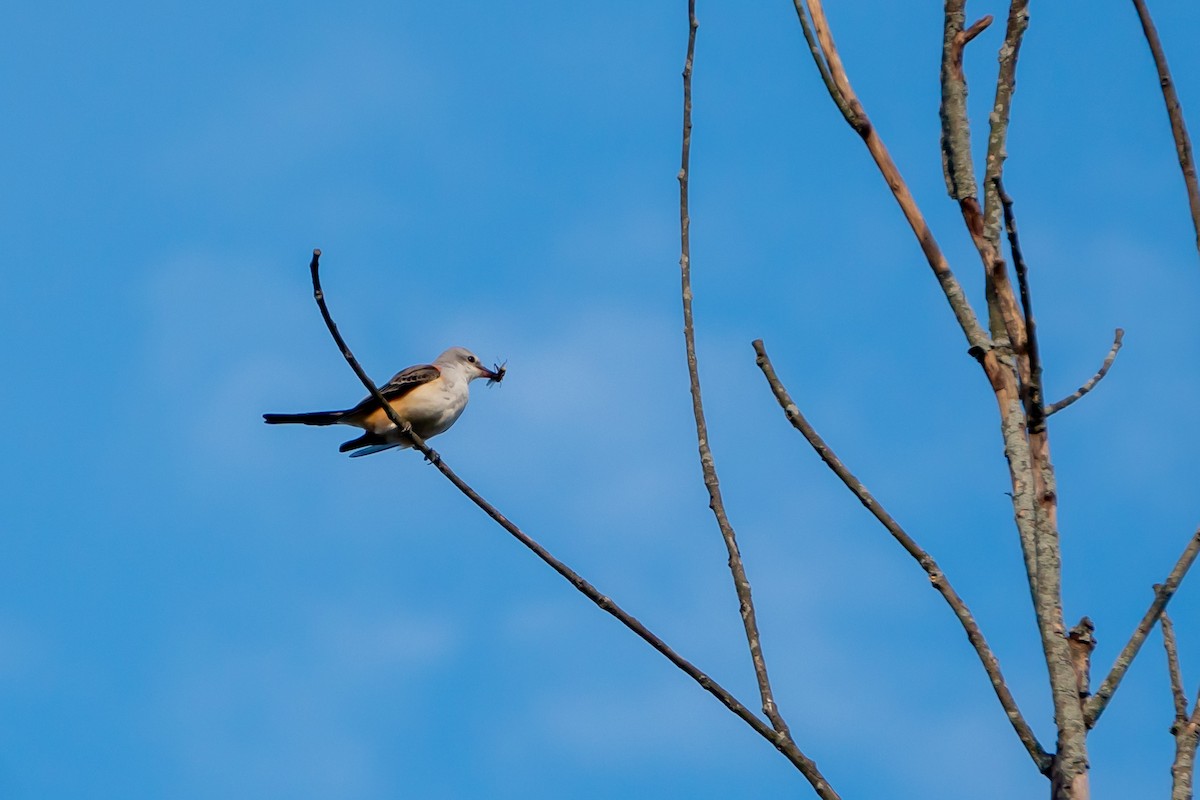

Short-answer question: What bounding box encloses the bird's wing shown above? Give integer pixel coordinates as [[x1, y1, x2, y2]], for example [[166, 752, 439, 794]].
[[343, 363, 441, 418], [378, 363, 441, 397]]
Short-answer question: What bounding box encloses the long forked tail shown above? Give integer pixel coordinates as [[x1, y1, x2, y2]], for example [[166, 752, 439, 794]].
[[263, 410, 344, 426]]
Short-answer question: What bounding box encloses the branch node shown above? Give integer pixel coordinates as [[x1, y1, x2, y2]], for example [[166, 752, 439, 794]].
[[1068, 616, 1097, 704], [962, 15, 993, 45]]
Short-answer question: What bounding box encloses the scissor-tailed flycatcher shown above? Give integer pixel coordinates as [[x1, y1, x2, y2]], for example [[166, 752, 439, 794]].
[[263, 346, 503, 457]]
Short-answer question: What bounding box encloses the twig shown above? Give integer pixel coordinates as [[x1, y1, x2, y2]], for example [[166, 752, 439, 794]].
[[1045, 329, 1125, 416], [791, 0, 992, 355], [1086, 525, 1200, 727], [677, 6, 819, 787], [1131, 0, 1200, 259], [996, 178, 1046, 433], [752, 339, 1051, 774], [305, 249, 830, 780], [1161, 610, 1190, 721]]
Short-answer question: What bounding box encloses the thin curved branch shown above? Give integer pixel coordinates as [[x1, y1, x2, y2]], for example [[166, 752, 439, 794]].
[[1131, 0, 1200, 260], [678, 7, 819, 787], [1045, 329, 1125, 417], [1085, 525, 1200, 727], [752, 339, 1051, 773], [304, 249, 817, 776]]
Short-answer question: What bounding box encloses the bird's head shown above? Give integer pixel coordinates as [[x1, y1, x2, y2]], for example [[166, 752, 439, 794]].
[[436, 346, 504, 383]]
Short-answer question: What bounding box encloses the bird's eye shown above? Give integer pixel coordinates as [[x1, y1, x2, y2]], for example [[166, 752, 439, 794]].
[[467, 356, 476, 363]]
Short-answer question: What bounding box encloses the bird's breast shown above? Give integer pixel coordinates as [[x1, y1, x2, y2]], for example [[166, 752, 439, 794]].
[[373, 378, 469, 438]]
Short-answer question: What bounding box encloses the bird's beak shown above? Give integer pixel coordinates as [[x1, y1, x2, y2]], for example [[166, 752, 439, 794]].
[[479, 361, 506, 385]]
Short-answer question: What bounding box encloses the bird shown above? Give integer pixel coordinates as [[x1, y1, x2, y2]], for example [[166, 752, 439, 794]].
[[263, 346, 503, 457]]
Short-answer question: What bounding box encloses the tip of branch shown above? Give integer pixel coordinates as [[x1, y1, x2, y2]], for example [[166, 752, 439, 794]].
[[963, 15, 993, 45]]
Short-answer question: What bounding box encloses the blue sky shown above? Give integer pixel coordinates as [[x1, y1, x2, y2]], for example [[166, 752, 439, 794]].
[[3, 1, 1200, 797]]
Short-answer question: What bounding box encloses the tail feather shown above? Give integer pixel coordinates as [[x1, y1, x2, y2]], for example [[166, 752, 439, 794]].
[[339, 432, 382, 452], [263, 411, 344, 426], [348, 443, 403, 458], [339, 431, 410, 457]]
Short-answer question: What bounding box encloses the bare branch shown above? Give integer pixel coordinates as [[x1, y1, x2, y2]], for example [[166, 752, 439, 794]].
[[970, 0, 1031, 360], [1086, 526, 1200, 727], [752, 339, 1051, 773], [937, 15, 1050, 706], [939, 0, 1028, 365], [940, 2, 992, 201], [789, 0, 854, 124], [792, 0, 992, 354], [1045, 329, 1126, 417], [996, 172, 1086, 797], [996, 178, 1046, 433], [304, 249, 832, 780], [678, 0, 792, 743], [939, 9, 1088, 790], [1131, 0, 1200, 259], [936, 6, 1044, 695], [981, 0, 1030, 250], [1161, 610, 1190, 721], [678, 12, 840, 795]]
